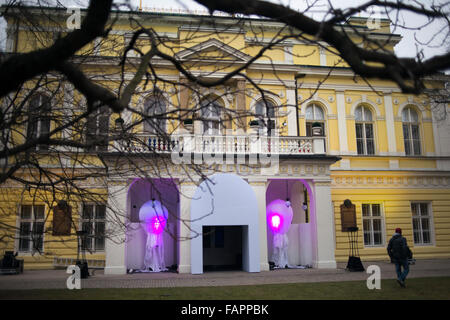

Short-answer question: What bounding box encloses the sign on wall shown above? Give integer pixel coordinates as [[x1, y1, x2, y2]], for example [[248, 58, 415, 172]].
[[53, 201, 72, 236], [340, 199, 356, 232]]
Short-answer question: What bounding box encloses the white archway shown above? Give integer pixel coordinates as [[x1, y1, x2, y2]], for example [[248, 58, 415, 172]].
[[190, 173, 260, 274]]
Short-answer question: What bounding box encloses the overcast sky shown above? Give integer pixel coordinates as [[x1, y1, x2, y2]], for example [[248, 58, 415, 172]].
[[0, 0, 448, 61]]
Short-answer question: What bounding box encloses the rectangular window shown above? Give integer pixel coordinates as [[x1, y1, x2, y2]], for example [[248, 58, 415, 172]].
[[27, 95, 51, 151], [411, 125, 421, 155], [86, 106, 109, 152], [411, 203, 432, 245], [356, 123, 374, 155], [81, 204, 106, 252], [18, 205, 45, 253], [362, 204, 384, 246], [403, 124, 421, 155], [365, 124, 375, 154]]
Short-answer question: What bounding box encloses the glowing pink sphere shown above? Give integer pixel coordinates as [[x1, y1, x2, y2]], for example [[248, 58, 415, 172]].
[[139, 200, 169, 235], [266, 199, 293, 234], [149, 216, 166, 234], [269, 213, 282, 232]]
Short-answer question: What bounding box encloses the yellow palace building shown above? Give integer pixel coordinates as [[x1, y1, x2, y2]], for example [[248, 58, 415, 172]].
[[0, 6, 449, 273]]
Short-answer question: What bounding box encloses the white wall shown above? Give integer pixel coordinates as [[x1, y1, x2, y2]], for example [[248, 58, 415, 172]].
[[190, 174, 260, 274]]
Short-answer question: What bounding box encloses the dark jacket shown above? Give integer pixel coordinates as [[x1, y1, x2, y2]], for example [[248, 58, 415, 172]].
[[387, 233, 411, 263]]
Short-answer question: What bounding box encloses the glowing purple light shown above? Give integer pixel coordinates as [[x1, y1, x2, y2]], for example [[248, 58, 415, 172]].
[[149, 216, 166, 234], [270, 214, 282, 232], [139, 199, 169, 235], [266, 199, 293, 234]]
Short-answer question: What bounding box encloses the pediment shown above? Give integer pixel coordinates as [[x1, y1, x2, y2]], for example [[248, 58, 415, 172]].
[[176, 38, 251, 62]]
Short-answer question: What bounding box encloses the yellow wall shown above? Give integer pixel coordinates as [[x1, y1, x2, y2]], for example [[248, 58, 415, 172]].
[[332, 175, 450, 262]]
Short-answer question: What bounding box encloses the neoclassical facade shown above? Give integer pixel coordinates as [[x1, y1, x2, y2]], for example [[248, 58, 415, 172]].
[[1, 7, 449, 273]]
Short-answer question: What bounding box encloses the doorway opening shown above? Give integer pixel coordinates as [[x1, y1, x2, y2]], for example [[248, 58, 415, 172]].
[[203, 226, 243, 272]]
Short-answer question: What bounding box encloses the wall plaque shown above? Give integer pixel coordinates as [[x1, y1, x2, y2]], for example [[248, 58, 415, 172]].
[[52, 201, 72, 236], [340, 199, 356, 232]]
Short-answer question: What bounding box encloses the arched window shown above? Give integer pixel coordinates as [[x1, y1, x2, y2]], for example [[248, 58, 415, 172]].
[[201, 96, 222, 135], [355, 105, 375, 155], [254, 99, 276, 135], [27, 94, 51, 151], [402, 106, 421, 155], [86, 105, 110, 152], [143, 95, 166, 134], [305, 103, 325, 136]]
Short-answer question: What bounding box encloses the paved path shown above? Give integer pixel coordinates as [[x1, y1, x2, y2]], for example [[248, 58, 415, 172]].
[[1, 259, 450, 290]]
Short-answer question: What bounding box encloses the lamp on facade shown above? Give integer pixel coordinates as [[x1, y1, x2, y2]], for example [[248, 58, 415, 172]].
[[311, 122, 323, 136]]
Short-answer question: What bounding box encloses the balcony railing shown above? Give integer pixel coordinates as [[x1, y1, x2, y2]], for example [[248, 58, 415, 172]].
[[113, 134, 326, 155]]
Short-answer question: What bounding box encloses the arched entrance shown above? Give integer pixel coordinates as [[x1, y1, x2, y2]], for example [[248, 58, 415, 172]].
[[266, 179, 316, 268], [190, 173, 260, 274], [125, 178, 179, 271]]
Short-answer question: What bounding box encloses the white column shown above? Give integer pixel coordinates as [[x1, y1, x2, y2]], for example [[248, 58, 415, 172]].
[[104, 181, 128, 275], [336, 91, 348, 154], [5, 25, 15, 52], [312, 180, 336, 269], [383, 92, 397, 154], [286, 88, 297, 136], [178, 181, 197, 273], [249, 179, 270, 272], [319, 46, 327, 66], [62, 83, 74, 142]]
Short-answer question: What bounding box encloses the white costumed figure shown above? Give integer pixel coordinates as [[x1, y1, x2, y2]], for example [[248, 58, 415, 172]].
[[139, 200, 168, 272], [267, 199, 293, 268]]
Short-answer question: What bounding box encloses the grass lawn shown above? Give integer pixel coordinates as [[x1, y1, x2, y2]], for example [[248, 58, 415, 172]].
[[0, 277, 449, 300]]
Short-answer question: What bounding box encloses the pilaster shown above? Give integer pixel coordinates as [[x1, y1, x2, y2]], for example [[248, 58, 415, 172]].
[[249, 178, 270, 272], [104, 181, 128, 275]]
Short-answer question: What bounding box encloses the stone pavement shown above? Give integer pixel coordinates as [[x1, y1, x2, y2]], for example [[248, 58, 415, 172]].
[[1, 259, 449, 290]]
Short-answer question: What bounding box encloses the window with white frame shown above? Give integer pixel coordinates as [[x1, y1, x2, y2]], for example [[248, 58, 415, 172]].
[[86, 105, 110, 152], [143, 94, 167, 134], [27, 94, 51, 151], [402, 106, 421, 155], [18, 205, 45, 253], [411, 202, 432, 245], [355, 105, 375, 155], [305, 103, 325, 136], [255, 99, 276, 135], [201, 96, 222, 135], [81, 204, 106, 252], [362, 203, 384, 246]]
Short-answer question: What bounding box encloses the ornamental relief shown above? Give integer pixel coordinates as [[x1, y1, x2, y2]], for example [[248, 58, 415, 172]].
[[332, 175, 450, 188], [102, 161, 332, 181]]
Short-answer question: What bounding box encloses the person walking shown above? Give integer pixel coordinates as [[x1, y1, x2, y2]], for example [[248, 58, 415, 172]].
[[387, 227, 412, 288]]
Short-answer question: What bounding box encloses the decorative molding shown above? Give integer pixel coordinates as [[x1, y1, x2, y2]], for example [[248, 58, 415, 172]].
[[332, 174, 450, 189], [351, 98, 382, 117], [397, 101, 427, 119], [314, 181, 332, 187], [300, 96, 333, 117]]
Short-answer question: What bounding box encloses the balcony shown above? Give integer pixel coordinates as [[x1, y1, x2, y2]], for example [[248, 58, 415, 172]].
[[114, 134, 326, 156]]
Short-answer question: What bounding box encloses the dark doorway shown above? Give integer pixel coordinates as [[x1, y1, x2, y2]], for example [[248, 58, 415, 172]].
[[203, 226, 243, 272]]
